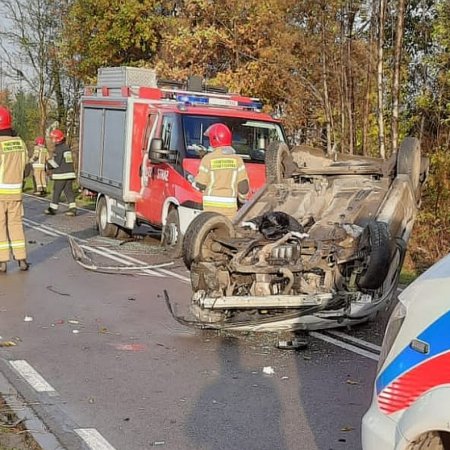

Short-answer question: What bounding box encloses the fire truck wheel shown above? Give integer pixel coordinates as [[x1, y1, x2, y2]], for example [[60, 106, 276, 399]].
[[265, 141, 295, 183], [96, 196, 119, 238], [183, 212, 235, 270], [161, 209, 182, 256]]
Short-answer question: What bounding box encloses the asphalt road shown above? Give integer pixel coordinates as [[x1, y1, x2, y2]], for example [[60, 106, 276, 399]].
[[0, 195, 394, 450]]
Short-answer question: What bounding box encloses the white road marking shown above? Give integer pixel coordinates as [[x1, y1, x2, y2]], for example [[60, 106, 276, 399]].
[[23, 221, 59, 237], [157, 267, 190, 283], [23, 218, 163, 276], [326, 330, 382, 353], [75, 428, 117, 450], [9, 360, 57, 393], [310, 332, 380, 361]]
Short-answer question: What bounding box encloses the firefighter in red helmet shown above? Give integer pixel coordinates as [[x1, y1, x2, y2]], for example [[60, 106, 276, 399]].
[[0, 106, 29, 273], [31, 136, 49, 195], [45, 129, 77, 216], [192, 123, 249, 218]]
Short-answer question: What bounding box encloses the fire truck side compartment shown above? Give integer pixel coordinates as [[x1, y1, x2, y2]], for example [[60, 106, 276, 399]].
[[79, 103, 128, 199]]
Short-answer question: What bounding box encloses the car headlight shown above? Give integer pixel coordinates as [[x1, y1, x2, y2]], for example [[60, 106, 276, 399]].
[[377, 301, 407, 372]]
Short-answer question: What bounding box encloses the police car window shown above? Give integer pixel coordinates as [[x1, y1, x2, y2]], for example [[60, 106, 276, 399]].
[[182, 115, 285, 162]]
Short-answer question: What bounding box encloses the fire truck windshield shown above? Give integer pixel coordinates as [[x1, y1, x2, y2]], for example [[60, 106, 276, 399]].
[[182, 115, 285, 162]]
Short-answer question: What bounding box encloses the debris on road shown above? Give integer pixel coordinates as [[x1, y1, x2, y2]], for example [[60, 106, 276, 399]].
[[68, 237, 174, 274], [0, 341, 17, 347], [276, 338, 308, 350], [46, 285, 71, 296], [113, 343, 146, 352], [262, 366, 275, 375], [23, 316, 33, 322]]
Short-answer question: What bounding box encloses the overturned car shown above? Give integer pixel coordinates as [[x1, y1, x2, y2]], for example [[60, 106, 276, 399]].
[[180, 137, 428, 331]]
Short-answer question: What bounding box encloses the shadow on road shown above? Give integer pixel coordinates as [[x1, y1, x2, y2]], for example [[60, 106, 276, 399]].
[[185, 336, 288, 450]]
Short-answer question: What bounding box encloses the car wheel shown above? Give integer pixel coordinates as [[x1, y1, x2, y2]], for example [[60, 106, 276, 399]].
[[96, 196, 120, 238], [357, 221, 393, 290], [183, 212, 235, 270], [265, 141, 295, 183], [397, 137, 421, 194], [408, 431, 445, 450], [161, 208, 183, 257]]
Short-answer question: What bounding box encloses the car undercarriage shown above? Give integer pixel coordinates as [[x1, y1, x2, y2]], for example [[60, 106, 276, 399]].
[[178, 138, 427, 331]]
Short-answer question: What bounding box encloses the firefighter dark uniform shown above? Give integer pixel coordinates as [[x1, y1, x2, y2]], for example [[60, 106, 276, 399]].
[[31, 136, 48, 195], [194, 123, 249, 219], [0, 106, 29, 273], [45, 129, 77, 216]]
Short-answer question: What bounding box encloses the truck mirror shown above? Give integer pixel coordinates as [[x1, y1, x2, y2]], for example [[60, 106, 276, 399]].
[[148, 138, 176, 164], [149, 138, 162, 155]]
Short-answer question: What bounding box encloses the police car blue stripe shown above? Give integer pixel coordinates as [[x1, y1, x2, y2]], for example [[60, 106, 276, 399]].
[[376, 310, 450, 394]]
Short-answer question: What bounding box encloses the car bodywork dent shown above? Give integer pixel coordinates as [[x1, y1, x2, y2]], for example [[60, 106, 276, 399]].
[[176, 138, 428, 331]]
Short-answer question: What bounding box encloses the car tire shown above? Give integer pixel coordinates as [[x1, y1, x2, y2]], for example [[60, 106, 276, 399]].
[[408, 431, 445, 450], [96, 196, 120, 238], [161, 208, 183, 257], [397, 137, 421, 194], [357, 221, 393, 290], [265, 141, 295, 183], [183, 212, 235, 270]]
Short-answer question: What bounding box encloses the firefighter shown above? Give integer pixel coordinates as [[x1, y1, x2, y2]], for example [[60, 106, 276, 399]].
[[193, 123, 249, 218], [44, 129, 77, 216], [31, 136, 49, 195], [0, 106, 29, 273]]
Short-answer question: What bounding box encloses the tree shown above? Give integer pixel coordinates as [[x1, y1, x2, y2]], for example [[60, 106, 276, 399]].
[[0, 0, 62, 134], [376, 0, 387, 159], [61, 0, 176, 82], [391, 0, 406, 153]]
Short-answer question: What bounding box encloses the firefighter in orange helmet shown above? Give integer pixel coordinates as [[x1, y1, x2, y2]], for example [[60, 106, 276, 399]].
[[31, 136, 49, 195], [45, 129, 77, 216], [0, 106, 29, 273], [193, 123, 249, 219]]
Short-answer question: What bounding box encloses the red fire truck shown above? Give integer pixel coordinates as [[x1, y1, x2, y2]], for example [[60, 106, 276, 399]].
[[78, 67, 287, 250]]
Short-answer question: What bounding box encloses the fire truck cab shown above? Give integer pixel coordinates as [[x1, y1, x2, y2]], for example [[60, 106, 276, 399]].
[[78, 67, 286, 249]]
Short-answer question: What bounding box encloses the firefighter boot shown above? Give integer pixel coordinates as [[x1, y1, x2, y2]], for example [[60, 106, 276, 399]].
[[18, 260, 29, 271], [44, 207, 56, 215], [65, 208, 76, 217], [0, 262, 6, 273]]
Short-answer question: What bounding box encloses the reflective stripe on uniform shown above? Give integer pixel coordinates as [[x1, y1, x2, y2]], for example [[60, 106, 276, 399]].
[[52, 172, 76, 180], [199, 165, 209, 173], [49, 203, 59, 209], [0, 140, 25, 153], [0, 182, 22, 195], [63, 151, 73, 163], [68, 202, 76, 209], [203, 195, 237, 209], [210, 159, 238, 170], [0, 240, 25, 250], [32, 163, 45, 169]]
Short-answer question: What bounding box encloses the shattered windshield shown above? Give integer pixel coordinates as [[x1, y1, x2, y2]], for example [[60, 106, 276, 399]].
[[182, 115, 285, 162]]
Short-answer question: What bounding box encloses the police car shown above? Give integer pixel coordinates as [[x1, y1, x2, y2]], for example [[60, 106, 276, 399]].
[[362, 253, 450, 449]]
